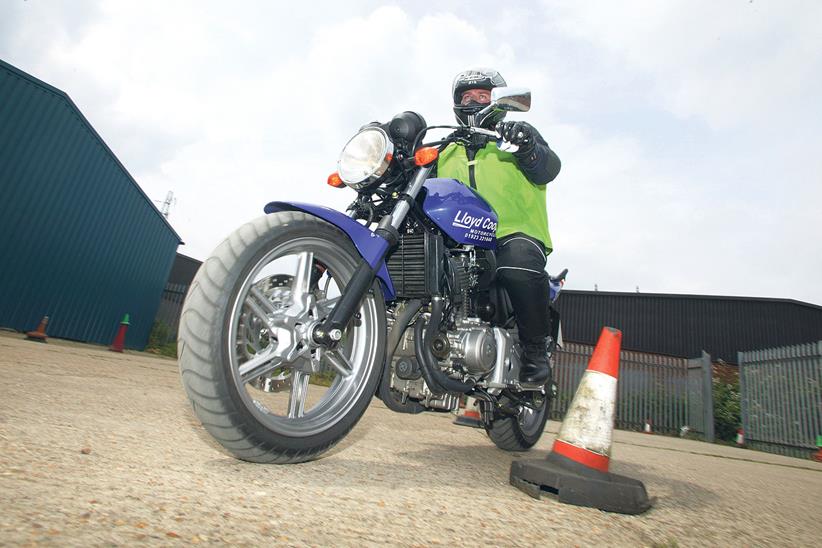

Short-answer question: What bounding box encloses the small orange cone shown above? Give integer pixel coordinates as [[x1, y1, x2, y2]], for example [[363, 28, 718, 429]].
[[454, 396, 483, 428], [510, 327, 651, 514], [109, 314, 130, 353], [26, 316, 49, 343], [643, 418, 653, 434], [735, 428, 745, 446]]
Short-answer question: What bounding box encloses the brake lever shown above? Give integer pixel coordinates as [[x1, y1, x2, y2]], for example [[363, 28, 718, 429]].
[[470, 127, 520, 153]]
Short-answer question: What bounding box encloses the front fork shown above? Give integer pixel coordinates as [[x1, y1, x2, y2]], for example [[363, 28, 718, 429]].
[[312, 165, 434, 347]]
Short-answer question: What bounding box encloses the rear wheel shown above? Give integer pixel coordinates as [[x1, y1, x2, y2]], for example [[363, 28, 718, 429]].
[[486, 389, 551, 451], [178, 212, 386, 463]]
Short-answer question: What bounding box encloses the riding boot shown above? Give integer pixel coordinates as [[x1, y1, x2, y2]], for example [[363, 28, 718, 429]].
[[520, 337, 552, 385]]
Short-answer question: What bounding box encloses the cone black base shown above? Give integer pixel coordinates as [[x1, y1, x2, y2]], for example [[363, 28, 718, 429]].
[[453, 416, 483, 428], [510, 452, 651, 515]]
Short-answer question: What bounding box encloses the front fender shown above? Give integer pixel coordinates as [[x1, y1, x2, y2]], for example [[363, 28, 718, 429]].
[[264, 201, 395, 300]]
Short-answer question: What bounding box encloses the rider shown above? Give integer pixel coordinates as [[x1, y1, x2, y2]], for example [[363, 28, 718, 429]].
[[435, 68, 561, 385]]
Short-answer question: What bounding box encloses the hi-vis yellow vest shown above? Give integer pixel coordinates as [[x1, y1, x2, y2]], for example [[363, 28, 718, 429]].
[[437, 141, 552, 252]]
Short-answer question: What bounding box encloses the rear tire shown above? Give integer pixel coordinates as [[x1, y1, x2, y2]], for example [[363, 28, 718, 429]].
[[486, 392, 550, 451], [178, 212, 386, 463]]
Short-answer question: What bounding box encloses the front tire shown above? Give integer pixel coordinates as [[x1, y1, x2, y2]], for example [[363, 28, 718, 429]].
[[178, 212, 386, 463]]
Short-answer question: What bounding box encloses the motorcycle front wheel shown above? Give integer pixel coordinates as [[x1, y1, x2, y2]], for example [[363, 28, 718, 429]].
[[178, 212, 386, 463]]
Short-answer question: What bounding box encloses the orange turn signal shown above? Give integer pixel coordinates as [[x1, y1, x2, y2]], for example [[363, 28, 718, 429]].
[[327, 172, 344, 188], [414, 147, 439, 166]]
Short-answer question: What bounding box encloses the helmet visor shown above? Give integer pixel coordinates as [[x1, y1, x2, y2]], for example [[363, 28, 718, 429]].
[[459, 89, 492, 106]]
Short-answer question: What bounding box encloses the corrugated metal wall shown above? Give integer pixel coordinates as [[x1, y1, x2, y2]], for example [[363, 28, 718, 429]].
[[167, 253, 202, 286], [0, 59, 182, 349], [557, 290, 822, 363]]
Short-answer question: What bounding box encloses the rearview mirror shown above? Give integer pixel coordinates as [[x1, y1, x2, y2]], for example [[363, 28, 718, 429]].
[[491, 87, 531, 112]]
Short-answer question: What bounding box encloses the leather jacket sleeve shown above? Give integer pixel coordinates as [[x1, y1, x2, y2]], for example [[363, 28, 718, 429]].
[[513, 123, 561, 185]]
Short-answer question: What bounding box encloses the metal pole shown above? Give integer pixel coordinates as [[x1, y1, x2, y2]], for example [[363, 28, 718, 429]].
[[739, 350, 748, 448], [388, 165, 433, 230], [702, 351, 715, 443]]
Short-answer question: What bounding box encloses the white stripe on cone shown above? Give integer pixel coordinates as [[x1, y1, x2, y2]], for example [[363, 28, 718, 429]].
[[555, 370, 617, 457]]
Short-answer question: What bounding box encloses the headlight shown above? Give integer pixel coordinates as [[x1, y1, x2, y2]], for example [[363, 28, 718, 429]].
[[337, 128, 394, 189]]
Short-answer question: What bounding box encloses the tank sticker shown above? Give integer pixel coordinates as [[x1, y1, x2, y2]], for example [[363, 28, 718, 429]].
[[452, 210, 497, 231], [452, 210, 497, 244]]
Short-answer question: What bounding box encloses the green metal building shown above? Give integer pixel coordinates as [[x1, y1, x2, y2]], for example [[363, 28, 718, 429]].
[[0, 59, 183, 349]]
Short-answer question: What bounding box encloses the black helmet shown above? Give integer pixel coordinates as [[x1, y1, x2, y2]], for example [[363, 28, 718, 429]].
[[452, 68, 507, 128]]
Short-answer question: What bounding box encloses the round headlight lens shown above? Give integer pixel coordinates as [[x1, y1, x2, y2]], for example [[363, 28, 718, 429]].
[[337, 128, 394, 189]]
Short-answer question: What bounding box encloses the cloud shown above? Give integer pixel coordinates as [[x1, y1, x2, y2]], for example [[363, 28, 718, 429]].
[[31, 4, 519, 260], [0, 1, 100, 67], [546, 0, 822, 130], [2, 1, 820, 304]]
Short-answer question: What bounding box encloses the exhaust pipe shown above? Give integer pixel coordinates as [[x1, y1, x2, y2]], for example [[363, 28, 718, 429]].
[[414, 296, 474, 395]]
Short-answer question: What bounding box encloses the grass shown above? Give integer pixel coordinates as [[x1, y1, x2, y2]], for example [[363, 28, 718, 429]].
[[309, 370, 336, 387], [145, 321, 177, 359], [145, 342, 177, 359]]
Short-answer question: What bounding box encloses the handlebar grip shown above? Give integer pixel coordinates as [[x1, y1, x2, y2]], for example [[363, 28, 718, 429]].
[[551, 268, 568, 283]]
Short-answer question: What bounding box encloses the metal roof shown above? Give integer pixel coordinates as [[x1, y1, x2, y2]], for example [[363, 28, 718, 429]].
[[556, 289, 822, 363], [0, 58, 182, 243]]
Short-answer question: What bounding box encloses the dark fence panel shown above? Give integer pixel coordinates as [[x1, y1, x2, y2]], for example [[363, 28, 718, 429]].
[[552, 342, 712, 438], [153, 283, 189, 343], [739, 341, 822, 459]]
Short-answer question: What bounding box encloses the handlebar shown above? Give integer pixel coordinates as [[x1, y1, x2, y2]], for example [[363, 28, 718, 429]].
[[470, 127, 499, 138], [413, 125, 501, 152]]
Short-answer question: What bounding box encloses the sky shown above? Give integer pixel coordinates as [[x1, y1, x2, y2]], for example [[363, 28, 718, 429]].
[[2, 0, 821, 305]]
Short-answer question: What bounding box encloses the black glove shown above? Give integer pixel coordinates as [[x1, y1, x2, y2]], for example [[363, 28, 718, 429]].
[[496, 121, 536, 154]]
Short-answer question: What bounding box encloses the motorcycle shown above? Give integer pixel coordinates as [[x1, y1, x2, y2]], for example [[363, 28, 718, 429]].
[[178, 87, 567, 463]]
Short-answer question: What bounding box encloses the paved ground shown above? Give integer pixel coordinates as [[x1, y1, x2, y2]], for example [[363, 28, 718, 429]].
[[1, 331, 821, 546]]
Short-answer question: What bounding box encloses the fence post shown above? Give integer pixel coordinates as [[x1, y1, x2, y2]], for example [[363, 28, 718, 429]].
[[739, 350, 747, 446], [701, 351, 715, 443]]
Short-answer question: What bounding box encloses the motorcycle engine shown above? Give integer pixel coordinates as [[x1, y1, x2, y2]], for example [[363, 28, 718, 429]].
[[443, 249, 497, 377], [446, 319, 497, 376], [386, 239, 500, 409]]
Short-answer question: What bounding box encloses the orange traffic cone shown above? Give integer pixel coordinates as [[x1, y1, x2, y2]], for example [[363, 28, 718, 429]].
[[26, 316, 49, 343], [643, 418, 653, 434], [735, 428, 745, 446], [454, 396, 483, 428], [109, 314, 130, 353], [510, 327, 651, 514]]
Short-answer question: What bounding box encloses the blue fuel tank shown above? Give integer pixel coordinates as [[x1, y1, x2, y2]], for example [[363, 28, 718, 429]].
[[421, 178, 497, 249]]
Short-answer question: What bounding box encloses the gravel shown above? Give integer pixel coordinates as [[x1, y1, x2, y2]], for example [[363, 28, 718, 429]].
[[1, 332, 820, 546]]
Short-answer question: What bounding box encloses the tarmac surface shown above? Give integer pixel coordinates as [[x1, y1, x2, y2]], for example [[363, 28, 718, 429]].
[[1, 331, 821, 546]]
